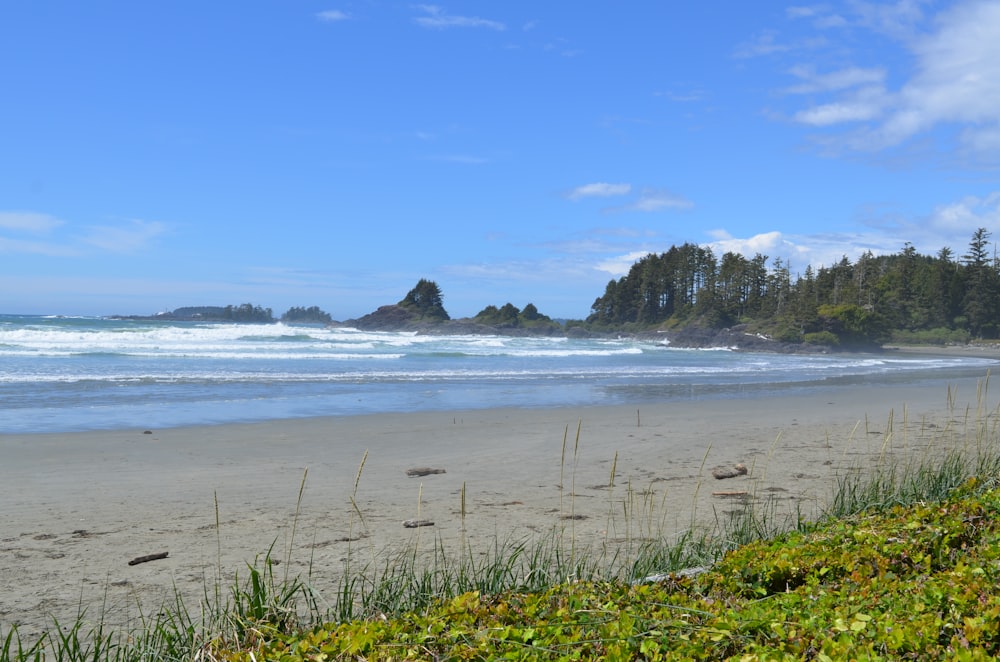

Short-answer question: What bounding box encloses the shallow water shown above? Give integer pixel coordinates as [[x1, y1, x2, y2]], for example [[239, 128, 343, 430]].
[[0, 314, 995, 433]]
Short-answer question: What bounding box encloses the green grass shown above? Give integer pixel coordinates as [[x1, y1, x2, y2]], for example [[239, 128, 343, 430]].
[[213, 480, 1000, 660], [6, 378, 1000, 660]]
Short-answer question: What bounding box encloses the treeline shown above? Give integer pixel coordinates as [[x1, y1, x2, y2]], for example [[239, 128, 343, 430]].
[[473, 302, 561, 331], [587, 228, 999, 347], [165, 304, 275, 322], [221, 303, 275, 323], [158, 304, 331, 324], [281, 306, 333, 324]]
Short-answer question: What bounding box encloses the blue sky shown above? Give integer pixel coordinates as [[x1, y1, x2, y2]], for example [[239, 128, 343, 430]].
[[3, 2, 1000, 320]]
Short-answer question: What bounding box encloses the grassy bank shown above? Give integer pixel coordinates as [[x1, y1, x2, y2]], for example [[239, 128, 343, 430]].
[[5, 384, 1000, 660]]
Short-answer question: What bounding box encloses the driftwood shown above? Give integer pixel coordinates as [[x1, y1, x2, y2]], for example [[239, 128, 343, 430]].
[[402, 519, 435, 528], [635, 566, 710, 584], [406, 467, 446, 477], [712, 491, 750, 498], [128, 551, 169, 566], [711, 463, 748, 480]]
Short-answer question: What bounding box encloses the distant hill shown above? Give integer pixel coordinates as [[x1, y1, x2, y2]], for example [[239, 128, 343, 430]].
[[112, 303, 274, 323]]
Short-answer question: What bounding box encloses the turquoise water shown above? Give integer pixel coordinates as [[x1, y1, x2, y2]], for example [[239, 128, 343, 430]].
[[0, 314, 994, 433]]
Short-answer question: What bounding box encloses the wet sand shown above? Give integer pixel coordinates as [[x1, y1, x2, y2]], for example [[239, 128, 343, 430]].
[[2, 362, 999, 638]]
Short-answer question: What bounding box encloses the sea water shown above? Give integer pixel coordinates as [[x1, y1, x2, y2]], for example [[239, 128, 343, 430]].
[[0, 314, 995, 433]]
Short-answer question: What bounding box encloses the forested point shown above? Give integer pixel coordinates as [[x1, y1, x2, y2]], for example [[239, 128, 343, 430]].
[[586, 228, 999, 348]]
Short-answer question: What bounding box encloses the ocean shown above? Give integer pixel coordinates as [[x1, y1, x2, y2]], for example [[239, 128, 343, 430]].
[[1, 314, 996, 434]]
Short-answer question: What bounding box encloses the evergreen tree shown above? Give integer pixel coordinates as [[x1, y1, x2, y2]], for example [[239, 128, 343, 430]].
[[400, 279, 450, 321], [281, 306, 333, 324], [962, 228, 999, 337], [521, 303, 542, 321]]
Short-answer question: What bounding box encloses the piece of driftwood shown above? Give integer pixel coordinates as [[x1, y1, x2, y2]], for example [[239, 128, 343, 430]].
[[402, 519, 435, 528], [128, 551, 169, 566], [712, 491, 750, 498], [711, 463, 748, 480], [406, 467, 446, 477], [635, 566, 710, 584]]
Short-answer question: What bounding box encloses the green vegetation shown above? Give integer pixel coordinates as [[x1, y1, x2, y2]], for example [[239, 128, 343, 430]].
[[399, 278, 450, 321], [587, 228, 1000, 348], [280, 306, 333, 324], [473, 302, 562, 332], [7, 381, 1000, 660], [220, 303, 274, 323], [207, 482, 1000, 660], [152, 304, 275, 323]]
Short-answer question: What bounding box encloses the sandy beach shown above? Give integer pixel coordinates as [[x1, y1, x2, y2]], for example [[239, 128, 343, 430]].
[[3, 362, 1000, 638]]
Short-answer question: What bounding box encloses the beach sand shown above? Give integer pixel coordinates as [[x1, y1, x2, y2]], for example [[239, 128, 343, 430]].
[[2, 363, 999, 638]]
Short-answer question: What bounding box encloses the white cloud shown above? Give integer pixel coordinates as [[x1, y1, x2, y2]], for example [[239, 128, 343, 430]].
[[610, 189, 693, 213], [784, 65, 886, 94], [566, 182, 631, 200], [925, 192, 1000, 235], [959, 124, 1000, 160], [786, 6, 822, 20], [786, 5, 849, 29], [707, 230, 809, 259], [0, 212, 171, 256], [0, 211, 63, 234], [80, 220, 167, 253], [413, 5, 505, 31], [793, 85, 888, 125], [814, 14, 849, 29], [851, 0, 927, 41], [594, 250, 654, 277], [734, 30, 830, 59], [705, 228, 898, 273], [882, 1, 1000, 147], [784, 1, 1000, 161], [701, 192, 1000, 274], [316, 10, 350, 22]]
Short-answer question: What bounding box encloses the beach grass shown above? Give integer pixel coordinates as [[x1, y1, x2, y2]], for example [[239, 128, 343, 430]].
[[5, 383, 1000, 660]]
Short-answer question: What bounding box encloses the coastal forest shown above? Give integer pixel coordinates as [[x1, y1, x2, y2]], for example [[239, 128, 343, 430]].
[[586, 227, 999, 348]]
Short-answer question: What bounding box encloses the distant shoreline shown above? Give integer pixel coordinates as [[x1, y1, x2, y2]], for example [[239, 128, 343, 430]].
[[107, 311, 1000, 356]]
